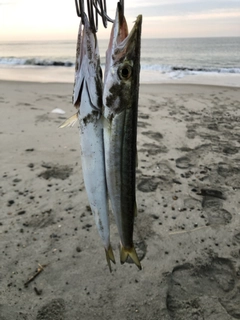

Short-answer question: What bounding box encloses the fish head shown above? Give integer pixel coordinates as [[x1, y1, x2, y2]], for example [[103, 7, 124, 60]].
[[73, 14, 102, 111], [103, 3, 142, 117]]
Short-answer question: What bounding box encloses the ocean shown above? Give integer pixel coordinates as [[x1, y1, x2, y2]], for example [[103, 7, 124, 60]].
[[0, 37, 240, 83]]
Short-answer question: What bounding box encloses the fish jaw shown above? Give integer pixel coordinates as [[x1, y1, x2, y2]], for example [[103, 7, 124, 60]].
[[103, 5, 142, 269], [104, 2, 128, 84]]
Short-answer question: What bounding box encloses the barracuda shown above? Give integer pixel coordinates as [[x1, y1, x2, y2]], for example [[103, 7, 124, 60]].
[[103, 3, 142, 270], [60, 15, 115, 271]]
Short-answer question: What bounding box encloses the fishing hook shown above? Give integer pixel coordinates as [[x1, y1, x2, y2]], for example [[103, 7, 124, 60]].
[[75, 0, 124, 32]]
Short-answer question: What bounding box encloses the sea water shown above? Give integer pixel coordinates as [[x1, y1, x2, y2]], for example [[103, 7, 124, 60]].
[[0, 37, 240, 83]]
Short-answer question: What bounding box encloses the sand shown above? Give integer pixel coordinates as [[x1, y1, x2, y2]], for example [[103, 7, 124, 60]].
[[1, 79, 240, 319]]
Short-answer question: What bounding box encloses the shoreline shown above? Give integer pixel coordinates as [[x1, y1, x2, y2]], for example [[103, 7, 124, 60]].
[[1, 78, 240, 91], [1, 66, 240, 87]]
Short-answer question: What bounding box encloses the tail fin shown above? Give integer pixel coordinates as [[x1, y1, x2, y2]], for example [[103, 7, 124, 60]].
[[119, 243, 142, 270], [105, 245, 116, 272]]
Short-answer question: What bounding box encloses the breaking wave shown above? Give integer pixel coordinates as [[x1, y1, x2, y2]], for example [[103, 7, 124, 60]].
[[140, 64, 240, 74], [0, 57, 74, 67], [0, 57, 240, 74]]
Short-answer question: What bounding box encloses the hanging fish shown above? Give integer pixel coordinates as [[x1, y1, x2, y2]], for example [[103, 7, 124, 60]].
[[103, 3, 142, 269], [60, 15, 115, 271]]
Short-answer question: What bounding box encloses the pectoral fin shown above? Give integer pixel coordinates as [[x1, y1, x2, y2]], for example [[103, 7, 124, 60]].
[[59, 113, 78, 128]]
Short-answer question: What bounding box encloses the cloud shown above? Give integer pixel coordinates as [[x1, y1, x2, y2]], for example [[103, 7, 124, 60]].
[[0, 0, 239, 40], [124, 0, 240, 17], [143, 8, 240, 21]]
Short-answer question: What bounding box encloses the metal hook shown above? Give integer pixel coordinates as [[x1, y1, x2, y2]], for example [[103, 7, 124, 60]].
[[74, 0, 124, 32], [87, 0, 96, 31], [94, 0, 114, 27], [75, 0, 84, 18]]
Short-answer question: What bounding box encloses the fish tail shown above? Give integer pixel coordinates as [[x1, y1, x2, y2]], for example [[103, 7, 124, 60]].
[[119, 243, 142, 270], [105, 245, 116, 272]]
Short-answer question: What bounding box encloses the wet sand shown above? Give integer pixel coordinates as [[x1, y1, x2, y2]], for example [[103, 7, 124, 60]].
[[1, 80, 240, 319]]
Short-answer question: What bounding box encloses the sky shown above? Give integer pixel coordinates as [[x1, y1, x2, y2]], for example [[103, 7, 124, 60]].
[[0, 0, 239, 41]]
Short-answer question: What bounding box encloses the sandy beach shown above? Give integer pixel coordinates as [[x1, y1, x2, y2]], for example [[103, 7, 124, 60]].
[[1, 79, 240, 319]]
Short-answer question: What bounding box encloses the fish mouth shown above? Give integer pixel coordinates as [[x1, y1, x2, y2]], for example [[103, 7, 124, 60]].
[[114, 9, 142, 72], [115, 2, 128, 44], [110, 2, 142, 48], [119, 14, 142, 55], [104, 3, 142, 80]]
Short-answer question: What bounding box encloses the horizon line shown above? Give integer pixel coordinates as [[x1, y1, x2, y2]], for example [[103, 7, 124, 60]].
[[1, 35, 240, 43]]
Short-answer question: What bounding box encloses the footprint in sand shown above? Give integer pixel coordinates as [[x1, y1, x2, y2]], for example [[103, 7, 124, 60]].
[[38, 164, 73, 180], [139, 143, 168, 155], [216, 162, 240, 188], [232, 232, 240, 245], [141, 130, 163, 141], [137, 168, 174, 192], [200, 189, 225, 200], [207, 208, 232, 226], [138, 121, 150, 128], [207, 123, 219, 131], [175, 156, 192, 169], [186, 128, 197, 139], [138, 112, 149, 120], [36, 299, 65, 320], [167, 258, 239, 319], [137, 176, 160, 192], [200, 189, 232, 226], [222, 146, 239, 155], [199, 132, 220, 142], [218, 162, 240, 177], [18, 102, 32, 107], [26, 211, 55, 228], [149, 104, 161, 112]]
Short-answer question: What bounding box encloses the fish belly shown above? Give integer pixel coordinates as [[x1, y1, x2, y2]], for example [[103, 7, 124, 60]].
[[79, 109, 110, 250]]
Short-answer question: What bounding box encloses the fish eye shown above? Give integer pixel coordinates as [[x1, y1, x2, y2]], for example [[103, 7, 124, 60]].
[[118, 64, 132, 80]]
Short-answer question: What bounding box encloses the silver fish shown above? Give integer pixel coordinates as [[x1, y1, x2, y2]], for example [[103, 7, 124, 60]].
[[61, 15, 115, 271], [103, 4, 142, 270]]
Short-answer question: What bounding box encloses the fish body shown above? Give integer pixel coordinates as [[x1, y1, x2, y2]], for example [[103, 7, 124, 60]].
[[63, 15, 115, 270], [103, 4, 142, 269]]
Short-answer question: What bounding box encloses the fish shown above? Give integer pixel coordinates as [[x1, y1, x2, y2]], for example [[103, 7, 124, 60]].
[[60, 14, 115, 271], [103, 3, 142, 270]]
